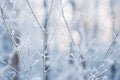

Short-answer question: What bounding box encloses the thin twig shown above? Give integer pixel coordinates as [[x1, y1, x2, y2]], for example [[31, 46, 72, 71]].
[[0, 59, 21, 74], [0, 7, 31, 80], [42, 0, 54, 80], [93, 30, 120, 80], [99, 30, 120, 66], [26, 0, 45, 34], [60, 0, 75, 46]]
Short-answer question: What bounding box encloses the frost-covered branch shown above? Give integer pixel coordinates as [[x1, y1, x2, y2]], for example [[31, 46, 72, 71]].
[[0, 7, 31, 80]]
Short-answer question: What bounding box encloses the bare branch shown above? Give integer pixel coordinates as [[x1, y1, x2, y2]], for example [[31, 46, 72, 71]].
[[99, 30, 120, 66], [60, 0, 75, 46], [0, 7, 31, 80], [26, 0, 45, 34]]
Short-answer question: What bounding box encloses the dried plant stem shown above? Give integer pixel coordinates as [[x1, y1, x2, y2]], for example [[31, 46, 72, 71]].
[[0, 59, 20, 74], [99, 30, 120, 66], [26, 0, 45, 34], [0, 7, 31, 80], [26, 0, 54, 80], [25, 0, 46, 80], [61, 2, 75, 46], [42, 32, 47, 80], [93, 30, 120, 80]]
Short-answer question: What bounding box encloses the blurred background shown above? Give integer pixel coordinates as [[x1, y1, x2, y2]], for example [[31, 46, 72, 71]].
[[0, 0, 120, 80]]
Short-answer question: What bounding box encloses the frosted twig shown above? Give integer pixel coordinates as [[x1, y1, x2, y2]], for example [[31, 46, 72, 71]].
[[0, 7, 31, 80], [60, 0, 75, 46], [99, 30, 120, 66], [26, 0, 45, 34], [0, 59, 20, 74], [94, 30, 120, 80]]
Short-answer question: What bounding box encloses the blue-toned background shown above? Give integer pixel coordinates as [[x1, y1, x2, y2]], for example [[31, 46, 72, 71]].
[[0, 0, 120, 80]]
